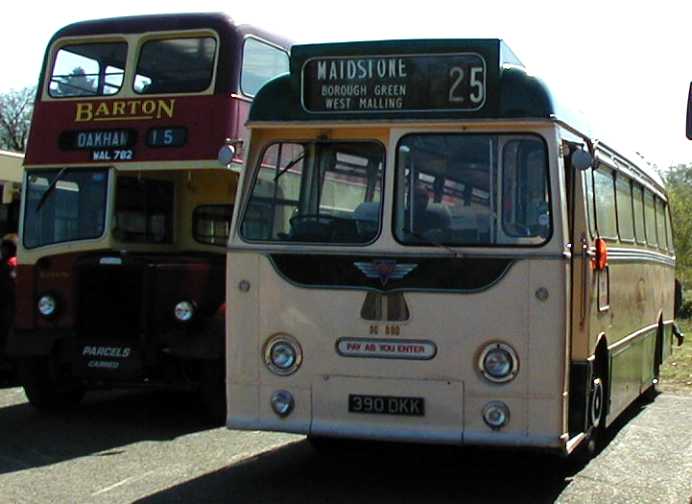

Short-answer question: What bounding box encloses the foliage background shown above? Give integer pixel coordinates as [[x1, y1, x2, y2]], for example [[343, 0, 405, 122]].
[[0, 87, 35, 152]]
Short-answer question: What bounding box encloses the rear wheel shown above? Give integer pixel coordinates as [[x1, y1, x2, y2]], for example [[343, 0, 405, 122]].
[[581, 357, 608, 458], [19, 357, 85, 411]]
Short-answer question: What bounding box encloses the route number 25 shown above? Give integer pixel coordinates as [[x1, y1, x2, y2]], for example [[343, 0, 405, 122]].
[[449, 66, 484, 105]]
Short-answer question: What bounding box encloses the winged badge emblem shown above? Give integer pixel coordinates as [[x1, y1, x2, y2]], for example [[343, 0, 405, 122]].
[[353, 260, 418, 287]]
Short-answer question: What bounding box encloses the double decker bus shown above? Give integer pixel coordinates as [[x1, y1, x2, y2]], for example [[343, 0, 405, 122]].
[[9, 13, 290, 417], [225, 39, 682, 455]]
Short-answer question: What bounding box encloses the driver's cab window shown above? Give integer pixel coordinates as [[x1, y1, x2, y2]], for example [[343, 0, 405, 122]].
[[241, 141, 384, 244]]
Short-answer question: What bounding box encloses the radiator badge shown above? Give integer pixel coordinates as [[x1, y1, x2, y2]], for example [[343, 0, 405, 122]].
[[354, 260, 417, 286]]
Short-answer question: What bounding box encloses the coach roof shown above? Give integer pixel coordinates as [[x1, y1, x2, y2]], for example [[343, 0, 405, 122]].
[[248, 39, 585, 125]]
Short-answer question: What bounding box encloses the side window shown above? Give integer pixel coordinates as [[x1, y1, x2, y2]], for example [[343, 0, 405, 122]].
[[655, 197, 667, 251], [665, 205, 675, 252], [241, 38, 289, 96], [49, 43, 127, 97], [592, 168, 617, 239], [193, 205, 233, 246], [632, 183, 646, 244], [615, 174, 634, 241], [643, 189, 657, 247]]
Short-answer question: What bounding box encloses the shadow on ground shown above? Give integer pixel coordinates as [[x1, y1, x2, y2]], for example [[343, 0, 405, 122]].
[[134, 396, 658, 504], [0, 388, 219, 475]]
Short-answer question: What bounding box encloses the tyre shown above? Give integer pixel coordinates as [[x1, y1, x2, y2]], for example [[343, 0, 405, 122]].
[[643, 324, 664, 403], [19, 358, 85, 411]]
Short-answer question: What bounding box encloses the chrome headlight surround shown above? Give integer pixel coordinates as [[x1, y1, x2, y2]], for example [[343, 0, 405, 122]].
[[37, 294, 58, 318], [263, 334, 303, 376], [174, 300, 196, 323], [478, 342, 519, 383]]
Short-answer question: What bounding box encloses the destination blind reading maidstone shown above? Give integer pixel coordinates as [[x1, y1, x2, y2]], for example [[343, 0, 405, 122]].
[[303, 53, 486, 113]]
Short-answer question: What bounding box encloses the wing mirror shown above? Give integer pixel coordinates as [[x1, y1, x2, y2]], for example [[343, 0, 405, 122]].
[[571, 147, 594, 171], [218, 138, 244, 169]]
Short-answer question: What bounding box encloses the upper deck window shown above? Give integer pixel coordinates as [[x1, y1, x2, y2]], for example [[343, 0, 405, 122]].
[[394, 134, 550, 247], [241, 38, 289, 97], [49, 43, 126, 97], [134, 37, 216, 94], [240, 141, 384, 244]]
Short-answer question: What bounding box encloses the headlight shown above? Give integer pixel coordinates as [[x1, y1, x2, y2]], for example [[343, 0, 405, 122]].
[[270, 390, 295, 417], [478, 342, 519, 383], [37, 294, 57, 317], [482, 401, 510, 430], [174, 300, 195, 322], [264, 334, 303, 376]]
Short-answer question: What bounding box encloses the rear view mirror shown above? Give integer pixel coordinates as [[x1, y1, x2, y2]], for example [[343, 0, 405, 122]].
[[687, 82, 692, 140]]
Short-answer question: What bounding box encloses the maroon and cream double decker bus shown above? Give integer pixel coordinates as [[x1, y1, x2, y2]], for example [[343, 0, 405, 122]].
[[8, 13, 289, 417]]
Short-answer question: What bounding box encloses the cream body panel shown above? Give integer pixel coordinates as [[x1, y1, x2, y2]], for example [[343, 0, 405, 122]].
[[227, 253, 567, 446]]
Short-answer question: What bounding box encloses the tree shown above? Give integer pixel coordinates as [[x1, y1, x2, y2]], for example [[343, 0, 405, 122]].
[[53, 67, 95, 97], [0, 86, 36, 153], [664, 163, 692, 284]]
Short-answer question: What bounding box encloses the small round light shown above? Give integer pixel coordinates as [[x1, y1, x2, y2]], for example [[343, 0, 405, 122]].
[[482, 401, 510, 430], [174, 301, 195, 322], [270, 390, 295, 417], [37, 295, 56, 317], [264, 334, 303, 376], [271, 342, 296, 370], [478, 343, 519, 383]]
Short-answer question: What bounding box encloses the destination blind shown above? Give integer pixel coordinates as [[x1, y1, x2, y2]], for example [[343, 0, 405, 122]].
[[302, 53, 486, 113]]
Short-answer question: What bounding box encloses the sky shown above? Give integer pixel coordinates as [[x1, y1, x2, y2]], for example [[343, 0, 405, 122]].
[[1, 0, 690, 170]]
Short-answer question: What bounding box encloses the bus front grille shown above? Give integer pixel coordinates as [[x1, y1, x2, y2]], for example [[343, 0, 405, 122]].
[[77, 265, 145, 342]]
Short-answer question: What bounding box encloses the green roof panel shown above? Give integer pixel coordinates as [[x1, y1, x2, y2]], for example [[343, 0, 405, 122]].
[[249, 39, 559, 123]]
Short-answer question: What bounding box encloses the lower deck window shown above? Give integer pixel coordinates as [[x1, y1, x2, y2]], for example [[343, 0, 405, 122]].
[[193, 205, 233, 246], [114, 177, 174, 243], [24, 168, 108, 248]]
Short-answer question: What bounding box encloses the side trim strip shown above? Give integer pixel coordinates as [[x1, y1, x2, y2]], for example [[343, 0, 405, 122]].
[[592, 246, 676, 268], [608, 322, 659, 354]]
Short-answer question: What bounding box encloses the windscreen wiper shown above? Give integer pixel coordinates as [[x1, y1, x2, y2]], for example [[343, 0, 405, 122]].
[[274, 153, 306, 181], [409, 230, 462, 258], [35, 167, 70, 211]]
